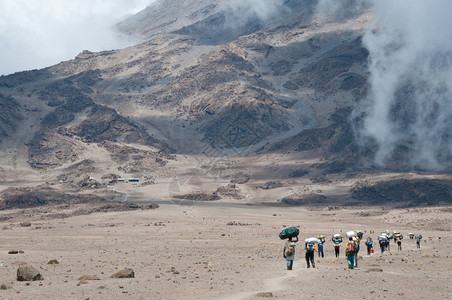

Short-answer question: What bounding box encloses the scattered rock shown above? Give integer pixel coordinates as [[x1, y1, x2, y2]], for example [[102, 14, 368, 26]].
[[226, 221, 251, 226], [17, 264, 43, 281], [310, 175, 331, 184], [76, 280, 89, 286], [0, 283, 12, 290], [172, 192, 220, 202], [110, 269, 134, 278], [78, 275, 100, 281], [215, 184, 243, 199], [256, 292, 274, 297], [365, 268, 383, 273], [260, 181, 283, 190], [20, 221, 31, 227], [288, 169, 309, 178], [229, 173, 250, 184], [47, 260, 59, 265]]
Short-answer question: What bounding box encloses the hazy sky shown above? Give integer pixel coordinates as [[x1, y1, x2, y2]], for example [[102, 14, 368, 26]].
[[0, 0, 153, 75]]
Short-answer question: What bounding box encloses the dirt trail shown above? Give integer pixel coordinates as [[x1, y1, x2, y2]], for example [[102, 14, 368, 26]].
[[223, 262, 303, 300]]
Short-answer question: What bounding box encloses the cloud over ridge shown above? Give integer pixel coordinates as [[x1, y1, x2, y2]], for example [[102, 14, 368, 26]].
[[358, 0, 452, 170], [0, 0, 152, 75]]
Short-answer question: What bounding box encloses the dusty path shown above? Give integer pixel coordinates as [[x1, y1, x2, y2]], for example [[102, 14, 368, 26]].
[[224, 262, 303, 300]]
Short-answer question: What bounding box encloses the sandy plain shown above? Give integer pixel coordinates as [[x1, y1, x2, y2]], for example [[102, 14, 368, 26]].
[[0, 199, 451, 300]]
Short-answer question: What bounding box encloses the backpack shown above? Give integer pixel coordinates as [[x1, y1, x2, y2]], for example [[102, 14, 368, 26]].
[[346, 241, 356, 253], [285, 242, 295, 255], [306, 243, 315, 252], [352, 237, 360, 251]]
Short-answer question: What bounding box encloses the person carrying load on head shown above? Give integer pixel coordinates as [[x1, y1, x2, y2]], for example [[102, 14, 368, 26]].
[[393, 231, 401, 244], [396, 236, 402, 250], [345, 237, 357, 269], [283, 236, 298, 270], [305, 238, 317, 268], [416, 235, 422, 249], [379, 239, 385, 253], [394, 233, 403, 251], [279, 226, 299, 270], [357, 230, 364, 240], [318, 235, 325, 258], [332, 234, 342, 258], [380, 232, 391, 252]]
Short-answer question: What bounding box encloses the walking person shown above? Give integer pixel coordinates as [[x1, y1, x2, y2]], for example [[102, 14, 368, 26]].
[[396, 237, 402, 251], [283, 236, 298, 270], [332, 237, 341, 258], [318, 235, 325, 258], [353, 236, 360, 267], [365, 237, 373, 255], [345, 237, 356, 269], [416, 235, 421, 249], [305, 241, 316, 268], [357, 230, 364, 240], [379, 239, 385, 254]]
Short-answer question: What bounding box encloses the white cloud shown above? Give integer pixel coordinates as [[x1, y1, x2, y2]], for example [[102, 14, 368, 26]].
[[0, 0, 153, 75], [358, 0, 452, 169], [224, 0, 285, 21], [315, 0, 371, 19]]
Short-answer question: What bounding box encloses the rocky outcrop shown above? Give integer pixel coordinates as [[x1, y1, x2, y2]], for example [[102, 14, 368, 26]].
[[78, 275, 100, 280], [0, 93, 23, 139], [290, 37, 369, 96], [27, 132, 83, 169], [351, 179, 452, 207], [66, 105, 170, 151], [0, 187, 110, 210]]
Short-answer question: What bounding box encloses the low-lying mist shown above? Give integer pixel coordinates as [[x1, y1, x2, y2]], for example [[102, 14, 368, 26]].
[[357, 0, 452, 171]]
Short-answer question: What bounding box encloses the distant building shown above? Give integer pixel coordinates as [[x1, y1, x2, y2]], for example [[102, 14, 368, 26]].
[[128, 178, 140, 182], [117, 178, 126, 182]]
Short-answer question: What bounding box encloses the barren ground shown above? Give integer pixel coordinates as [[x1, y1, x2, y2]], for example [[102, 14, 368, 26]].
[[0, 200, 451, 300]]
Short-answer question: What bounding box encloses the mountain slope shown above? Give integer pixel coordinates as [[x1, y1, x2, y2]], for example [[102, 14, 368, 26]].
[[0, 0, 448, 206]]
